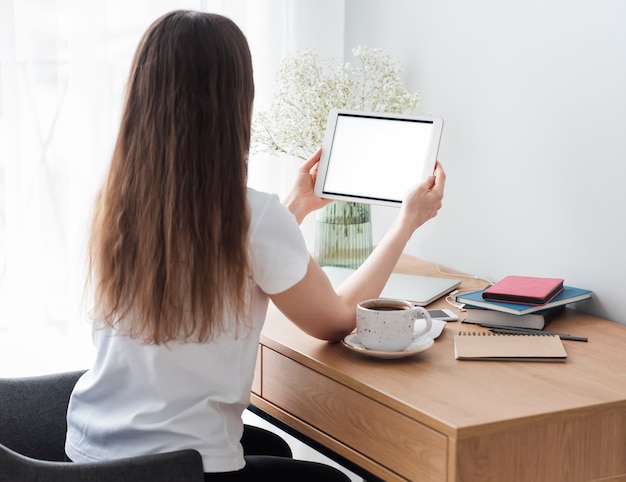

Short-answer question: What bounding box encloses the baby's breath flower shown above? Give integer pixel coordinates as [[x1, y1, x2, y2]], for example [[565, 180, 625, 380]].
[[252, 46, 420, 159]]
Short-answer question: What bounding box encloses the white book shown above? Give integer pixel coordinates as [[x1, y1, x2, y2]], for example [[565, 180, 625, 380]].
[[462, 306, 565, 330]]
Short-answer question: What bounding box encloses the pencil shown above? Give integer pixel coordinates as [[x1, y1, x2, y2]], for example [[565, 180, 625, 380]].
[[488, 328, 588, 342]]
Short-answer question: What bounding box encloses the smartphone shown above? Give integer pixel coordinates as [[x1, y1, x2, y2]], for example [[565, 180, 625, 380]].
[[417, 309, 458, 322]]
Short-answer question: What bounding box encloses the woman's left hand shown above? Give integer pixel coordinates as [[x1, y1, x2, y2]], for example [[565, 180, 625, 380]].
[[283, 147, 332, 224]]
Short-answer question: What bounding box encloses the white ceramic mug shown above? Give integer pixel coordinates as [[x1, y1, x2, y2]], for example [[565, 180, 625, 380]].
[[356, 298, 432, 352]]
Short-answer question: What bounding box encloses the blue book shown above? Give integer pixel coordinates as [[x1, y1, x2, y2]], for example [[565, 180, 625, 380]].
[[456, 286, 592, 316]]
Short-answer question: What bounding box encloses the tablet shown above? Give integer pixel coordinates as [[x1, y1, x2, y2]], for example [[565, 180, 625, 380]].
[[314, 109, 444, 207]]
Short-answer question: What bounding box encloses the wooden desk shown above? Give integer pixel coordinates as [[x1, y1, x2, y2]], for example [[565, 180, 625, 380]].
[[250, 257, 626, 482]]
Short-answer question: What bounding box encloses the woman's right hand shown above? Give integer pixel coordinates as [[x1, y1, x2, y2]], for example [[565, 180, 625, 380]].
[[398, 161, 446, 232]]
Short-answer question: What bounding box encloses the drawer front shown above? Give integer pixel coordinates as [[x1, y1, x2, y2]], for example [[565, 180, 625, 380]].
[[252, 345, 262, 395], [262, 348, 447, 482]]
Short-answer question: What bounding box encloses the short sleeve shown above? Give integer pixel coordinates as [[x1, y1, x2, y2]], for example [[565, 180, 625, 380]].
[[248, 189, 310, 295]]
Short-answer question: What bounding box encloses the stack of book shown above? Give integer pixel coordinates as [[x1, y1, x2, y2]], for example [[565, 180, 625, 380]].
[[456, 275, 592, 330]]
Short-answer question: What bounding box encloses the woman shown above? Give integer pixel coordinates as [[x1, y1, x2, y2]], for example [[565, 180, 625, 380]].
[[65, 10, 446, 481]]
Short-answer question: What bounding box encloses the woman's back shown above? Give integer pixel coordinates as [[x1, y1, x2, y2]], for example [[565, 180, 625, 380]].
[[66, 189, 310, 472]]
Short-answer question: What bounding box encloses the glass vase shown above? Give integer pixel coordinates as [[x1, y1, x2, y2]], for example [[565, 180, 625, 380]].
[[314, 201, 373, 268]]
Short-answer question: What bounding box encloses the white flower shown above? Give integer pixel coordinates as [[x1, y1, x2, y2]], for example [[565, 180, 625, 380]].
[[252, 46, 420, 160]]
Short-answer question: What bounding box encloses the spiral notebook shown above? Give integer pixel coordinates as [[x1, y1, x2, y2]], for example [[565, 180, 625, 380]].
[[454, 332, 567, 362]]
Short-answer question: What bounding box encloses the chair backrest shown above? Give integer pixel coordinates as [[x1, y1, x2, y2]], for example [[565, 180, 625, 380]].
[[0, 443, 204, 482], [0, 370, 205, 481], [0, 370, 86, 461]]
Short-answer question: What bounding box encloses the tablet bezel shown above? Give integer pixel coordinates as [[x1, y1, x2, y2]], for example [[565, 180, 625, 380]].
[[314, 109, 444, 207]]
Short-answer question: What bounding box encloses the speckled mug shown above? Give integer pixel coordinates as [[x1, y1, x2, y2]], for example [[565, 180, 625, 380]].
[[356, 298, 432, 352]]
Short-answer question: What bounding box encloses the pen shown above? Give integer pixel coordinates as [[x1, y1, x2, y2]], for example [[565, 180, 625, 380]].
[[488, 328, 588, 342]]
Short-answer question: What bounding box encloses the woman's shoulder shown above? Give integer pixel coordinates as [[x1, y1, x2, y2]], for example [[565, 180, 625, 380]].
[[246, 187, 301, 238], [246, 186, 275, 204], [247, 187, 283, 216]]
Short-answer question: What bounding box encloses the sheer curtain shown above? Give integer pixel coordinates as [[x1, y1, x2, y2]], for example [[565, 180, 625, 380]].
[[0, 0, 345, 376]]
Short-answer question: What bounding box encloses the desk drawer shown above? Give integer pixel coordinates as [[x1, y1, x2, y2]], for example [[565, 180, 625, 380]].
[[251, 345, 262, 395], [262, 348, 447, 482]]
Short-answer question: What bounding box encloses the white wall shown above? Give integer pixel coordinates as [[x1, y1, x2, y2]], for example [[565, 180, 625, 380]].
[[343, 0, 626, 325]]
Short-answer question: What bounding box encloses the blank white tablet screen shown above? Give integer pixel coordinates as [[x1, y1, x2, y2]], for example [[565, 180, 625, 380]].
[[321, 114, 435, 203]]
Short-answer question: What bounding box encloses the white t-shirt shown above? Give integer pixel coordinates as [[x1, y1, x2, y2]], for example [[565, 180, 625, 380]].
[[65, 188, 310, 472]]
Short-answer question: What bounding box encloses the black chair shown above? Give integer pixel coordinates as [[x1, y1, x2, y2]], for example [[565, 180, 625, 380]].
[[0, 370, 204, 482]]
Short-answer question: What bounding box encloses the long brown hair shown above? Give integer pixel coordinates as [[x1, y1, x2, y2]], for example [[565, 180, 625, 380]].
[[88, 11, 254, 343]]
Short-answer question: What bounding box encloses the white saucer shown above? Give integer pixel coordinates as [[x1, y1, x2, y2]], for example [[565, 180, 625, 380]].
[[342, 333, 434, 359], [428, 318, 446, 340]]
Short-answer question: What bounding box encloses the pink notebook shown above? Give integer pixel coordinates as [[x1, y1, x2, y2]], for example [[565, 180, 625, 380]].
[[482, 276, 564, 305]]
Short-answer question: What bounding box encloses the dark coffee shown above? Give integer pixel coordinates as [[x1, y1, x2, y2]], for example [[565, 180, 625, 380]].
[[372, 305, 410, 311]]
